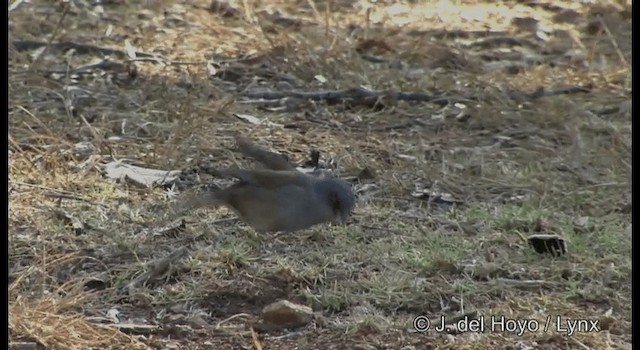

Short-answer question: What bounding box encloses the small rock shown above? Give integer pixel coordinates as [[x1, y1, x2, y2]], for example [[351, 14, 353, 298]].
[[261, 300, 313, 329], [186, 315, 210, 329]]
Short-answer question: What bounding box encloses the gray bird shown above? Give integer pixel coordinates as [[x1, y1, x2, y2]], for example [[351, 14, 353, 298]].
[[182, 137, 356, 232]]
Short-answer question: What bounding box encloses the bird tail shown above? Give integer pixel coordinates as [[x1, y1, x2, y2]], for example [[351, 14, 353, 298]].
[[177, 191, 225, 213]]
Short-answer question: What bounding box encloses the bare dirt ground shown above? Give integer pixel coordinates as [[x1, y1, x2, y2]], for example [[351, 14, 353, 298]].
[[9, 0, 631, 349]]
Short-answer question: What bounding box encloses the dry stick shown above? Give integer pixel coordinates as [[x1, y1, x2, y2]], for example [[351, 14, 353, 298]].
[[570, 337, 592, 350], [8, 0, 26, 12], [305, 0, 321, 21], [254, 12, 278, 51], [15, 105, 54, 135], [11, 182, 109, 209], [241, 86, 592, 107], [495, 278, 558, 289], [123, 246, 188, 290], [242, 87, 438, 103], [8, 134, 25, 153], [598, 16, 628, 67], [250, 327, 264, 350], [216, 313, 252, 328], [241, 0, 253, 23], [29, 2, 70, 71], [14, 40, 159, 59], [109, 323, 160, 333], [11, 181, 74, 194], [44, 192, 110, 209], [324, 0, 330, 49]]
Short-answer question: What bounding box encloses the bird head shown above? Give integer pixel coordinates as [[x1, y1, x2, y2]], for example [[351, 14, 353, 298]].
[[315, 178, 356, 224]]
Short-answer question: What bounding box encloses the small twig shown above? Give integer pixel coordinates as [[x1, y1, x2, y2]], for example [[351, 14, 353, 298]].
[[250, 327, 264, 350], [123, 247, 189, 290], [29, 2, 70, 70], [43, 192, 110, 209], [11, 182, 110, 209], [12, 181, 100, 199], [514, 231, 528, 244], [216, 313, 252, 328], [203, 217, 240, 225], [14, 40, 159, 60], [126, 57, 205, 66], [8, 0, 26, 12], [242, 85, 591, 107], [570, 337, 592, 350], [495, 278, 558, 289], [598, 16, 628, 66], [104, 323, 162, 336], [269, 331, 304, 340], [242, 87, 437, 103], [8, 134, 25, 153], [15, 105, 54, 135]]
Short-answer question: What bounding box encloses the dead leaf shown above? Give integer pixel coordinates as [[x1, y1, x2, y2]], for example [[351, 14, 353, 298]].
[[314, 74, 327, 84], [106, 308, 121, 324], [123, 39, 137, 59], [206, 61, 217, 76], [103, 161, 182, 187]]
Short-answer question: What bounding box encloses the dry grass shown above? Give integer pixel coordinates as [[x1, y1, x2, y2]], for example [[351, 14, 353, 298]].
[[9, 0, 631, 349]]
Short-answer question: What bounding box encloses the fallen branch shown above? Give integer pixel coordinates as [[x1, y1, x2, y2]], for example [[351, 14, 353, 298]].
[[44, 192, 110, 209], [12, 40, 206, 69], [510, 84, 593, 100], [494, 278, 558, 289], [13, 40, 158, 59], [53, 59, 133, 75], [243, 87, 433, 102], [242, 84, 592, 107]]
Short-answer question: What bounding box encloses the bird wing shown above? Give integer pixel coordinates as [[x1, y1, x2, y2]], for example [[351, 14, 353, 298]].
[[235, 135, 295, 171], [214, 168, 311, 189]]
